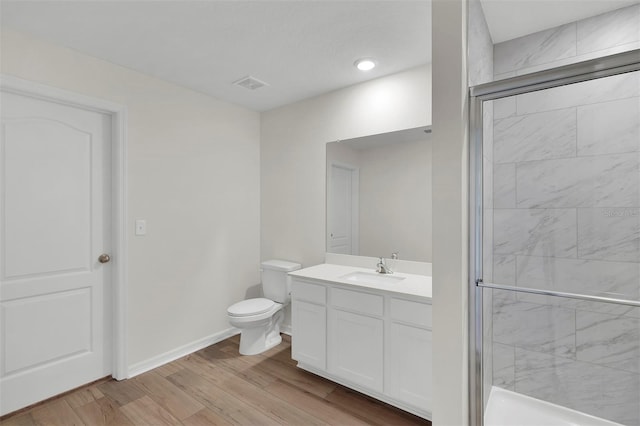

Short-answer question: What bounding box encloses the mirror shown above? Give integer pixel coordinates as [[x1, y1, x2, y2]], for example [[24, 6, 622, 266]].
[[326, 127, 432, 262]]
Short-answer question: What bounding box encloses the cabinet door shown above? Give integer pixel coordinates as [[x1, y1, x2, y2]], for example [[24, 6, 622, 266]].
[[329, 309, 383, 392], [291, 300, 326, 369], [387, 322, 432, 410]]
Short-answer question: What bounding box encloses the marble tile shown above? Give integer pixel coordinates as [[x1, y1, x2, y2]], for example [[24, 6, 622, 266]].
[[626, 306, 640, 319], [494, 108, 576, 164], [492, 255, 516, 308], [517, 70, 640, 116], [516, 292, 634, 318], [482, 281, 494, 407], [483, 100, 494, 163], [483, 347, 493, 408], [483, 208, 494, 283], [493, 163, 515, 208], [492, 287, 516, 309], [493, 255, 516, 285], [578, 208, 640, 262], [515, 255, 640, 316], [494, 209, 577, 257], [493, 71, 516, 81], [516, 256, 640, 297], [494, 23, 576, 75], [493, 97, 516, 120], [483, 157, 494, 209], [513, 349, 574, 409], [514, 348, 640, 425], [577, 311, 640, 374], [468, 0, 493, 87], [493, 299, 575, 357], [492, 343, 515, 391], [515, 40, 640, 77], [483, 285, 494, 333], [577, 4, 640, 55], [577, 96, 640, 156], [516, 153, 640, 208]]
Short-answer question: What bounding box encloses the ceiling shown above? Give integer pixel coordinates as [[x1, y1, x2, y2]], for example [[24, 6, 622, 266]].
[[1, 1, 637, 112], [0, 1, 431, 111]]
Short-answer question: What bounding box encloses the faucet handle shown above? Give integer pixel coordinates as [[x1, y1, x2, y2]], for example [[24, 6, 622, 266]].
[[376, 257, 392, 274], [391, 252, 399, 260]]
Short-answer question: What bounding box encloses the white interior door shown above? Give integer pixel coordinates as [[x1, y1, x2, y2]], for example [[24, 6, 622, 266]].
[[0, 90, 112, 415], [328, 163, 358, 255]]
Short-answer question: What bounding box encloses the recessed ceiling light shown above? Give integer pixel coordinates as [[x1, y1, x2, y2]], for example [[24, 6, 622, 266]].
[[354, 58, 376, 71]]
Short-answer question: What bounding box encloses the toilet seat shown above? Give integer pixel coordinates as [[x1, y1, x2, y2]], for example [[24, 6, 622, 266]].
[[227, 298, 276, 317]]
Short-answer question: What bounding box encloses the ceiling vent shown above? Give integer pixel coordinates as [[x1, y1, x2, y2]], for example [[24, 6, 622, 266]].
[[233, 75, 269, 91]]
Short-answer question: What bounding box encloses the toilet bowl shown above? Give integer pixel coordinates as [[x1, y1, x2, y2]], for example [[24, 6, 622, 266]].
[[227, 259, 301, 355], [227, 298, 284, 355]]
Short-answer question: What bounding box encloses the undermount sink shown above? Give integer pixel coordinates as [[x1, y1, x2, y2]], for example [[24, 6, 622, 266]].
[[341, 271, 405, 285]]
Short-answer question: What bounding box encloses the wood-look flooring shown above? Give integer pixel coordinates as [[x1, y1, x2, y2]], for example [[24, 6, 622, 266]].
[[1, 334, 431, 426]]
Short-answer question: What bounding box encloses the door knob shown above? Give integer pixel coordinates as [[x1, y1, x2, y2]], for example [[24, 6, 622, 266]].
[[98, 254, 111, 264]]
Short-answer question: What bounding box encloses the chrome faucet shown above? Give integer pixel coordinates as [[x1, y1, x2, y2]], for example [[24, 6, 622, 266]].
[[376, 257, 393, 274]]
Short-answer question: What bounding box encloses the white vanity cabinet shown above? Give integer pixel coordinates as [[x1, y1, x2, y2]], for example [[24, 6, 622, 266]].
[[290, 273, 432, 420], [386, 298, 433, 410], [291, 281, 326, 370], [329, 287, 384, 392]]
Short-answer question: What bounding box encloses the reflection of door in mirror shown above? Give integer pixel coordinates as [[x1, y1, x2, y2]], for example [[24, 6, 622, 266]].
[[327, 163, 359, 255], [326, 126, 432, 262]]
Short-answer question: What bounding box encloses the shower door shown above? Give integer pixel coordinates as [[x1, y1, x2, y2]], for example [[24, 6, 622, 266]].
[[470, 50, 640, 425]]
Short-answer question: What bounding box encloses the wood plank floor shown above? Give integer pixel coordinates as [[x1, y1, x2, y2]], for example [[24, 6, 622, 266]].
[[1, 334, 431, 426]]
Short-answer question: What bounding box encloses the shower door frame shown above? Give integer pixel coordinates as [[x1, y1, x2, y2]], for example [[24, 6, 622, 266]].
[[468, 49, 640, 426]]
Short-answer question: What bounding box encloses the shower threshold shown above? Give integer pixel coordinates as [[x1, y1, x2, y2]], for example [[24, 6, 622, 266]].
[[484, 386, 623, 426]]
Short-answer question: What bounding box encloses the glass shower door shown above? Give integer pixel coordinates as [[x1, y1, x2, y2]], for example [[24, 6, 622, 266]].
[[471, 51, 640, 426]]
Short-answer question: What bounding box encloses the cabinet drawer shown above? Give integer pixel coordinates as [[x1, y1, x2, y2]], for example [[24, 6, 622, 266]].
[[390, 298, 432, 328], [331, 287, 383, 317], [292, 280, 326, 305]]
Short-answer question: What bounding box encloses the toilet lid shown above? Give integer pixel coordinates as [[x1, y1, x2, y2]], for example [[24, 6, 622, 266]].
[[227, 298, 275, 317]]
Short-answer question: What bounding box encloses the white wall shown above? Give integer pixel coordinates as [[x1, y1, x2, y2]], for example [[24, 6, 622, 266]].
[[261, 64, 432, 269], [1, 29, 261, 369], [431, 0, 469, 424], [326, 141, 362, 172]]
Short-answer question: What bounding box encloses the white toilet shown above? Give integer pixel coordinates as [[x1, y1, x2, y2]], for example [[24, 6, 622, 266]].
[[227, 259, 301, 355]]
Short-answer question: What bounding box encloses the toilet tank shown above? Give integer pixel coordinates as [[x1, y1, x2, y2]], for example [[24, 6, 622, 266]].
[[261, 259, 301, 303]]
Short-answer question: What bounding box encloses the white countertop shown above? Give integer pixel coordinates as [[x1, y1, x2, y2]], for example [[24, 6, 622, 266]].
[[289, 263, 432, 300]]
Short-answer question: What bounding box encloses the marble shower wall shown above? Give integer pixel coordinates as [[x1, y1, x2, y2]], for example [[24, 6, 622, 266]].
[[494, 4, 640, 79], [489, 4, 640, 425]]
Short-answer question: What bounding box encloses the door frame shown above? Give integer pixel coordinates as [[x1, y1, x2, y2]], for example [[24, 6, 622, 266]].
[[327, 161, 359, 255], [1, 74, 129, 380]]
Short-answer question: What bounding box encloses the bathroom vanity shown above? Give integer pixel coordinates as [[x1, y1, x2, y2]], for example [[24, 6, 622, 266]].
[[289, 263, 432, 420]]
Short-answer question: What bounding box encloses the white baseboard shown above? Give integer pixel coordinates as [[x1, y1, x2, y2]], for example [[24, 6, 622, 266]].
[[281, 324, 292, 336], [127, 327, 240, 378]]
